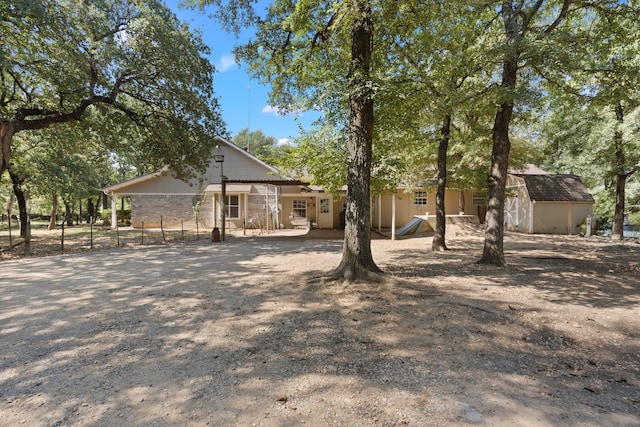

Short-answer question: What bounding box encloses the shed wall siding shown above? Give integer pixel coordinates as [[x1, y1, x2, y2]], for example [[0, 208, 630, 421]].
[[531, 203, 593, 234]]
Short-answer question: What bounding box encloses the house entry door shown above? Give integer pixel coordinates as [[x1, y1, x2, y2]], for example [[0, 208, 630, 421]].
[[317, 198, 333, 229]]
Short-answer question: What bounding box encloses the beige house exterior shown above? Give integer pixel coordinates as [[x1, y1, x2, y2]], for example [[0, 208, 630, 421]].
[[104, 140, 593, 237], [102, 137, 310, 232], [373, 188, 486, 230]]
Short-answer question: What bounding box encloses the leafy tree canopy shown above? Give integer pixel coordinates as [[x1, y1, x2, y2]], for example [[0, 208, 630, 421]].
[[232, 128, 293, 165], [1, 0, 227, 178]]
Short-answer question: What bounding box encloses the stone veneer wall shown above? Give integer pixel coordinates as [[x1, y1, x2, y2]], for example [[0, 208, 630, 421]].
[[130, 194, 213, 229]]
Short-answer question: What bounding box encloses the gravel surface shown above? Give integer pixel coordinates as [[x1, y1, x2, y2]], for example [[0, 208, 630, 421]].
[[1, 227, 639, 426]]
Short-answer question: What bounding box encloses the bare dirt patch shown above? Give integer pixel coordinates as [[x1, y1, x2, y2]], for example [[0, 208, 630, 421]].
[[1, 227, 638, 426]]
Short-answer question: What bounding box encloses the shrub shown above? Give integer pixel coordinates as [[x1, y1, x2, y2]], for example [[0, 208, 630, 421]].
[[102, 209, 131, 226]]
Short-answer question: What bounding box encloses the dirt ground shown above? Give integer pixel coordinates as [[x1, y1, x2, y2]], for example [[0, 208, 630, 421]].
[[0, 226, 638, 426]]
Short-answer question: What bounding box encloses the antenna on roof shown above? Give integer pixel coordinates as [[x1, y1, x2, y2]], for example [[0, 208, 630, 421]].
[[247, 83, 251, 153]]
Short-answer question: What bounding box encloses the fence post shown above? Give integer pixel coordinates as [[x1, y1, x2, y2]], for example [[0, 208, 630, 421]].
[[90, 216, 93, 249], [160, 215, 166, 243], [116, 222, 120, 247], [61, 219, 65, 252], [141, 220, 144, 245], [181, 219, 184, 241]]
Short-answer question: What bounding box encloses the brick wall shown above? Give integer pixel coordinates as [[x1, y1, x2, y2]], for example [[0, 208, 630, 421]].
[[130, 194, 214, 229]]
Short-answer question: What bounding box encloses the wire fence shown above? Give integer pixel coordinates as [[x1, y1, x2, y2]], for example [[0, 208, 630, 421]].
[[0, 215, 219, 260]]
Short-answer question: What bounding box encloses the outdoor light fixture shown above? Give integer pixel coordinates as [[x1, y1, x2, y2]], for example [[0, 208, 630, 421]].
[[214, 154, 226, 241]]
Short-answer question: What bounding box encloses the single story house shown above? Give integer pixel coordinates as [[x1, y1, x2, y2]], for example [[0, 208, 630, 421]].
[[103, 139, 593, 236], [103, 136, 483, 234]]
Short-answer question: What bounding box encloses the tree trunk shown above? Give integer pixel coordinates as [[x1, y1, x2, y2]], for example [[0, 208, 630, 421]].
[[63, 198, 74, 226], [8, 170, 28, 238], [49, 193, 58, 230], [0, 120, 15, 178], [331, 0, 382, 282], [86, 198, 94, 222], [95, 195, 103, 221], [432, 114, 451, 251], [478, 2, 519, 267], [480, 109, 512, 266], [611, 101, 625, 240]]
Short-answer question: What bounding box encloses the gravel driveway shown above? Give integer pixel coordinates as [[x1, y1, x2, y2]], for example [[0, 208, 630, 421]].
[[1, 230, 639, 426]]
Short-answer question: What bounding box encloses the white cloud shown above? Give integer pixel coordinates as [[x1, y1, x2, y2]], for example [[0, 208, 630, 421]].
[[277, 138, 291, 146], [217, 54, 237, 72], [261, 105, 284, 116], [262, 105, 304, 117]]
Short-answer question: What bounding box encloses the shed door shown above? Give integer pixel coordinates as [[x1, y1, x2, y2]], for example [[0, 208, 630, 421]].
[[317, 198, 333, 229], [505, 196, 518, 230]]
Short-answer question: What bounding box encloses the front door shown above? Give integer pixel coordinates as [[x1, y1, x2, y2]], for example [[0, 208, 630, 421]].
[[317, 197, 333, 229]]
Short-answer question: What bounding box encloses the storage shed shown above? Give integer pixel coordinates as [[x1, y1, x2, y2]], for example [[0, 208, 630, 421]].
[[505, 174, 595, 235]]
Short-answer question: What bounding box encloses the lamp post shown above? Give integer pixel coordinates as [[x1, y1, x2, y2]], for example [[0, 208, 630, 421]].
[[213, 154, 226, 241]]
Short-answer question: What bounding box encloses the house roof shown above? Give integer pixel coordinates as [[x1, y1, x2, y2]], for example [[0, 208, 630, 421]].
[[103, 136, 307, 194], [516, 174, 595, 203], [205, 179, 309, 193]]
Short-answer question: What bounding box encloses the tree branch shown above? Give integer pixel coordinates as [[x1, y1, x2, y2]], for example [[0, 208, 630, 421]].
[[14, 95, 115, 132], [520, 0, 545, 34], [311, 13, 337, 49], [542, 0, 571, 35]]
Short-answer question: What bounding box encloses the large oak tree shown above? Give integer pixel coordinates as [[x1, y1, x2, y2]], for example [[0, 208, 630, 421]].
[[1, 0, 226, 179], [196, 0, 383, 282], [478, 0, 573, 266]]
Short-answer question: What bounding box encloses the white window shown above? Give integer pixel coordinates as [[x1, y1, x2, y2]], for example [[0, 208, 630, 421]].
[[226, 195, 239, 218], [413, 191, 428, 206], [472, 193, 487, 206], [292, 200, 307, 218]]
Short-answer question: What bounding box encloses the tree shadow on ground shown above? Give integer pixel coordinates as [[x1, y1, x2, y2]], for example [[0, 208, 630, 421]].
[[0, 234, 638, 426]]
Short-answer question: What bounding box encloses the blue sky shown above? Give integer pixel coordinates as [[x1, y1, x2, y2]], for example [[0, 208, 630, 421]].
[[166, 1, 321, 145]]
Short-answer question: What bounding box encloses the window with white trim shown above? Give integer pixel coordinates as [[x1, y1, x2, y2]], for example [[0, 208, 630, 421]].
[[413, 191, 428, 206], [292, 199, 307, 218], [226, 195, 239, 218]]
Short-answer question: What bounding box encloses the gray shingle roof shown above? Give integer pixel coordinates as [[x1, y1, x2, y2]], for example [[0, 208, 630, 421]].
[[516, 174, 595, 202]]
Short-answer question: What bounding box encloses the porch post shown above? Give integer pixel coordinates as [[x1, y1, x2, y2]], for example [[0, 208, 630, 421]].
[[377, 195, 382, 232], [276, 186, 280, 229], [391, 192, 396, 241], [111, 193, 117, 229], [244, 193, 248, 234], [265, 185, 269, 234]]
